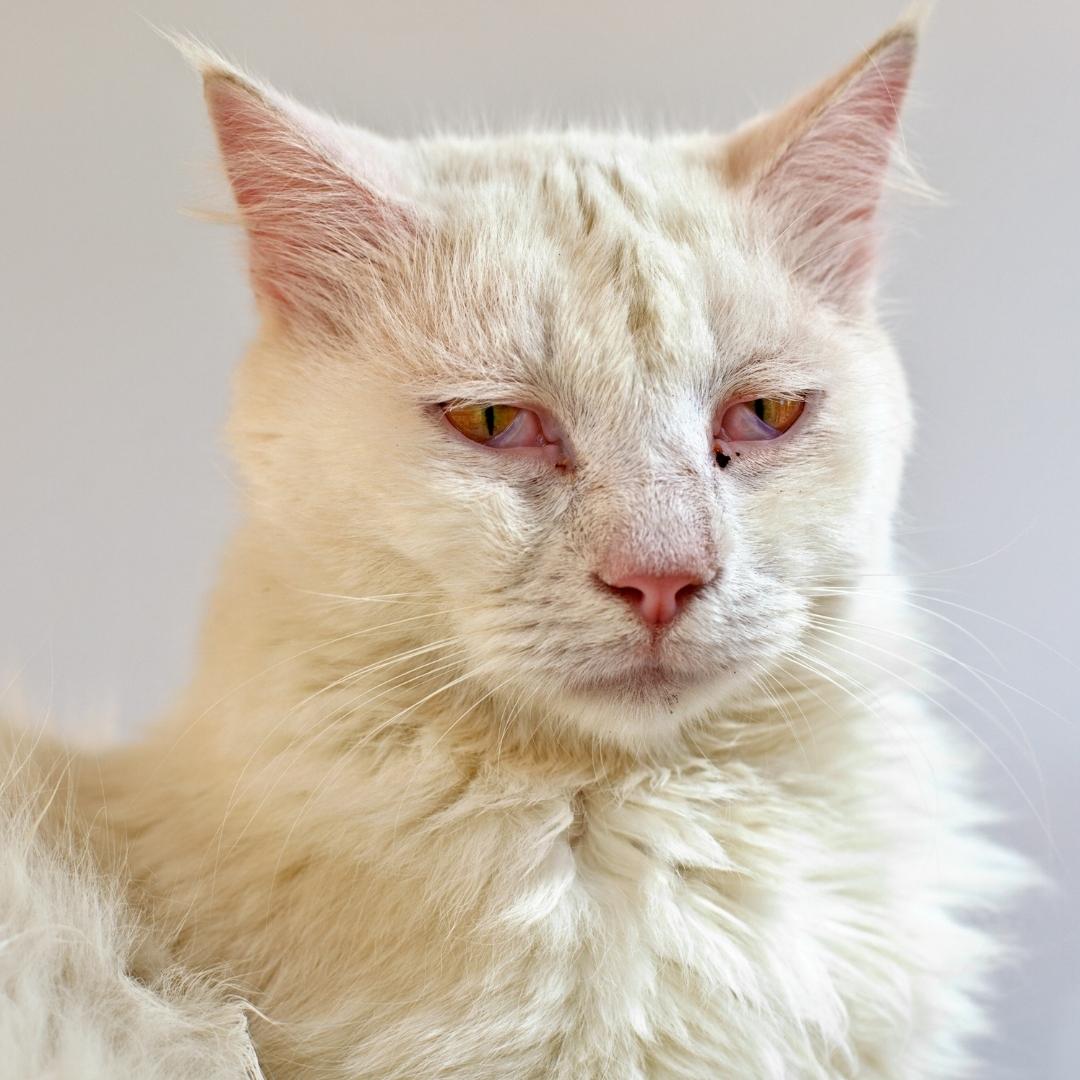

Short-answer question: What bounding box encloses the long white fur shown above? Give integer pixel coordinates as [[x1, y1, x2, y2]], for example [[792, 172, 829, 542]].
[[0, 11, 1032, 1078], [0, 723, 263, 1079]]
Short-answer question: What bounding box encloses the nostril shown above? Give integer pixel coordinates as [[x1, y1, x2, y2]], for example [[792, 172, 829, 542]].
[[606, 583, 646, 606], [674, 581, 701, 607]]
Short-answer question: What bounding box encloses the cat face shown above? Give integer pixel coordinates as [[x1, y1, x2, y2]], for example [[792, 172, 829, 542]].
[[201, 23, 917, 748]]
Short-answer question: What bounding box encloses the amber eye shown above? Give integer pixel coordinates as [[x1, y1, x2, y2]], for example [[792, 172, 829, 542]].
[[720, 396, 805, 443], [753, 397, 803, 433], [444, 404, 526, 444]]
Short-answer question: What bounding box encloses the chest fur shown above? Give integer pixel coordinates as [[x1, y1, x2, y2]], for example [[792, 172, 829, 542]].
[[242, 755, 953, 1080]]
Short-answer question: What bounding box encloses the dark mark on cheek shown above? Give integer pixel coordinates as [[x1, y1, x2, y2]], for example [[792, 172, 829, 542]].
[[716, 451, 731, 469]]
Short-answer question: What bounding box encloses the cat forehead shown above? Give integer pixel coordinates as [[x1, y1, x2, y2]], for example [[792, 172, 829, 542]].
[[404, 132, 732, 229], [387, 135, 800, 393]]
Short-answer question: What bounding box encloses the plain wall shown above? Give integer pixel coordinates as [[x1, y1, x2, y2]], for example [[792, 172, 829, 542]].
[[1, 1, 1077, 1075]]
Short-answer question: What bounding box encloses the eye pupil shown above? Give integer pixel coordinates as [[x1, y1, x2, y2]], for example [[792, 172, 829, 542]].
[[444, 403, 525, 444], [754, 398, 767, 420]]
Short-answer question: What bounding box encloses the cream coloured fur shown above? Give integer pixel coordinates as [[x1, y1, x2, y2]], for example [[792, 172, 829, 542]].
[[0, 724, 263, 1079], [1, 12, 1030, 1079]]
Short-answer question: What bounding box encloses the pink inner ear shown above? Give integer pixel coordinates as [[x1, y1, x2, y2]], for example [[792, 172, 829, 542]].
[[205, 76, 414, 319], [756, 36, 916, 304]]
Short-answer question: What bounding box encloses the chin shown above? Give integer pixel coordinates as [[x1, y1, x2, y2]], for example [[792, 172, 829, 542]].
[[552, 664, 743, 749]]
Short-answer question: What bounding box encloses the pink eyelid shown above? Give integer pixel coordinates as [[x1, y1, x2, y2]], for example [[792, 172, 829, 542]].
[[486, 408, 545, 448], [715, 396, 809, 445]]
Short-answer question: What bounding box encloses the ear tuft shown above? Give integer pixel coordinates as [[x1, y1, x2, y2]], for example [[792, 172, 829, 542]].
[[167, 31, 247, 87], [723, 15, 925, 308]]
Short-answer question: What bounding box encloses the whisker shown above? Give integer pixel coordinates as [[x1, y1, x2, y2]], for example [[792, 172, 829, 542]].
[[215, 645, 469, 853], [796, 636, 1058, 860], [902, 590, 1079, 675], [261, 659, 501, 921], [773, 648, 945, 821], [288, 588, 453, 606], [148, 606, 484, 778], [747, 669, 814, 766], [213, 648, 472, 862]]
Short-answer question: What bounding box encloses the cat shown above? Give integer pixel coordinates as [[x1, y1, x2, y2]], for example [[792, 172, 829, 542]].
[[0, 9, 1031, 1079]]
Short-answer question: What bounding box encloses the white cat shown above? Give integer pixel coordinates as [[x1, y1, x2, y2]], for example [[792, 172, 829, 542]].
[[0, 11, 1030, 1079]]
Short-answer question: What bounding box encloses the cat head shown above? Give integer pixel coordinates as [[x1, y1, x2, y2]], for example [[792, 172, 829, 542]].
[[194, 15, 920, 751]]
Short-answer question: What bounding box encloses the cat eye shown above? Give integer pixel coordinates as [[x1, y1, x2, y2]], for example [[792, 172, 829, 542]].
[[442, 403, 548, 449], [718, 396, 805, 443]]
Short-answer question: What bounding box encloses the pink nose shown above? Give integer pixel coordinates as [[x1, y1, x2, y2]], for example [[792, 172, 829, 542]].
[[597, 571, 708, 627]]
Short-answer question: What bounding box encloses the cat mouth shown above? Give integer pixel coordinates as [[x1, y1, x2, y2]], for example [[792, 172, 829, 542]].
[[566, 661, 700, 698]]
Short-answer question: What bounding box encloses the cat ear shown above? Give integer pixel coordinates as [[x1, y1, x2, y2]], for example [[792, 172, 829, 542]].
[[185, 43, 416, 323], [722, 12, 924, 308]]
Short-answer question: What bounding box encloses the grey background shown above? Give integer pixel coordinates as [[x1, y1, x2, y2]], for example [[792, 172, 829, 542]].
[[1, 1, 1076, 1075]]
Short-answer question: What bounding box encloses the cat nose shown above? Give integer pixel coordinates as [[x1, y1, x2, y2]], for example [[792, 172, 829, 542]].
[[597, 570, 711, 627]]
